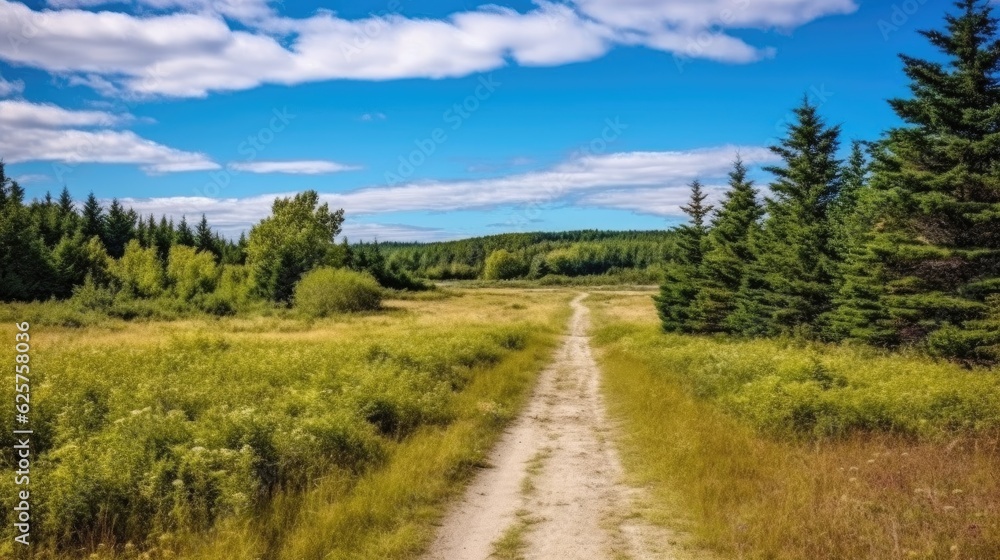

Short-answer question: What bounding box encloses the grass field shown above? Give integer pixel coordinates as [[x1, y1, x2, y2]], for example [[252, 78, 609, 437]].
[[588, 293, 1000, 560], [0, 289, 572, 559]]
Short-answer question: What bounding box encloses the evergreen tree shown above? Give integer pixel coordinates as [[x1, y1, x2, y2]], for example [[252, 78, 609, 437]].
[[0, 168, 55, 300], [52, 232, 113, 297], [831, 1, 1000, 360], [729, 98, 843, 337], [175, 215, 195, 246], [154, 216, 174, 262], [81, 192, 105, 241], [31, 192, 63, 247], [102, 199, 136, 259], [57, 187, 78, 236], [688, 158, 764, 333], [656, 180, 713, 332], [195, 214, 216, 256]]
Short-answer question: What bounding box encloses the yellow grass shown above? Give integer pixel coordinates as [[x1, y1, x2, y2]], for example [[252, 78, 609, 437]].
[[589, 293, 1000, 559], [0, 289, 573, 559]]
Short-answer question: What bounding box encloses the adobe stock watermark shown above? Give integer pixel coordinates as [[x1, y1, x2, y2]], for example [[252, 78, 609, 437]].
[[674, 0, 752, 73], [2, 3, 46, 56], [878, 0, 930, 41], [502, 117, 628, 231], [195, 107, 296, 197], [384, 74, 501, 186]]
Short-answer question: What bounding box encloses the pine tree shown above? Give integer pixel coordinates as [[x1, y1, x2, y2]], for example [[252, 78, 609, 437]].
[[175, 216, 195, 247], [688, 158, 764, 333], [195, 214, 216, 256], [0, 166, 55, 300], [57, 187, 78, 236], [831, 1, 1000, 360], [729, 98, 843, 337], [154, 216, 174, 262], [102, 199, 136, 259], [81, 192, 105, 241], [656, 180, 713, 332]]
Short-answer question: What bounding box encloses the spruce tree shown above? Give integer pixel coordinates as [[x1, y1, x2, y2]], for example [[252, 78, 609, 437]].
[[832, 1, 1000, 360], [656, 180, 713, 332], [176, 216, 195, 246], [688, 158, 764, 333], [0, 168, 55, 300], [154, 216, 174, 261], [729, 98, 842, 337], [81, 192, 104, 241], [195, 214, 216, 255], [103, 199, 136, 259], [57, 187, 78, 236]]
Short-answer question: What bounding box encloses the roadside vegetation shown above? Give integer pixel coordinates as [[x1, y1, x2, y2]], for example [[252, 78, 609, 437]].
[[0, 290, 571, 559], [590, 292, 1000, 559]]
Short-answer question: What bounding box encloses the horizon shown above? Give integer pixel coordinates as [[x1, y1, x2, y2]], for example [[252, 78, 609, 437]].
[[0, 0, 947, 241]]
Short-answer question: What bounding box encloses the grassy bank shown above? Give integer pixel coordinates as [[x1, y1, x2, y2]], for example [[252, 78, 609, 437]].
[[0, 289, 572, 559], [589, 293, 1000, 560]]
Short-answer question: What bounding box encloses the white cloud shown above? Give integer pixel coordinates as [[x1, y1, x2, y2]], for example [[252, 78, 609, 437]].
[[322, 146, 776, 214], [0, 99, 131, 128], [1, 127, 219, 173], [0, 76, 24, 97], [15, 173, 51, 184], [118, 145, 778, 235], [340, 221, 451, 243], [579, 184, 729, 216], [359, 112, 387, 122], [228, 160, 361, 174], [0, 99, 218, 173], [0, 0, 857, 98]]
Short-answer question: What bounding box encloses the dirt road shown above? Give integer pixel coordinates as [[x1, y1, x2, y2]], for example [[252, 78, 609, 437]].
[[424, 294, 678, 560]]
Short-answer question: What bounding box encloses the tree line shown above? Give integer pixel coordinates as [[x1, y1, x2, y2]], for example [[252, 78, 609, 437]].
[[0, 183, 416, 313], [381, 230, 678, 281], [657, 0, 1000, 364]]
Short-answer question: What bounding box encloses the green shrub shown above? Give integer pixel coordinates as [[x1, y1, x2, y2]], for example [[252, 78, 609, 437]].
[[167, 245, 220, 301], [293, 267, 382, 316], [482, 249, 527, 280]]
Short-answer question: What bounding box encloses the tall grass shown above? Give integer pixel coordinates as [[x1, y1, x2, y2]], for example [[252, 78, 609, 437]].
[[589, 293, 1000, 560], [0, 289, 571, 559]]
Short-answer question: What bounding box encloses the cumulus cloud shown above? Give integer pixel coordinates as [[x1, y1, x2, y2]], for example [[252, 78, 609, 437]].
[[118, 145, 778, 236], [228, 160, 361, 174], [1, 0, 857, 98], [0, 99, 218, 173]]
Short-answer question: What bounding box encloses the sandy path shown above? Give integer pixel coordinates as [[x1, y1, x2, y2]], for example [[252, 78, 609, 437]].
[[424, 294, 676, 560]]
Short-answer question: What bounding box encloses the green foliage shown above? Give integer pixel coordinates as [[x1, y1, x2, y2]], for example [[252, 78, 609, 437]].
[[293, 267, 383, 316], [599, 323, 1000, 440], [0, 300, 553, 555], [729, 98, 842, 337], [830, 1, 1000, 357], [246, 190, 346, 302], [113, 240, 166, 298], [381, 230, 677, 282], [52, 234, 113, 296], [167, 245, 220, 301], [656, 180, 713, 332], [483, 249, 528, 280], [689, 158, 763, 333]]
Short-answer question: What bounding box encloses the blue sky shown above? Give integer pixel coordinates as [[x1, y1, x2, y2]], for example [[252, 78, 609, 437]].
[[0, 0, 951, 240]]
